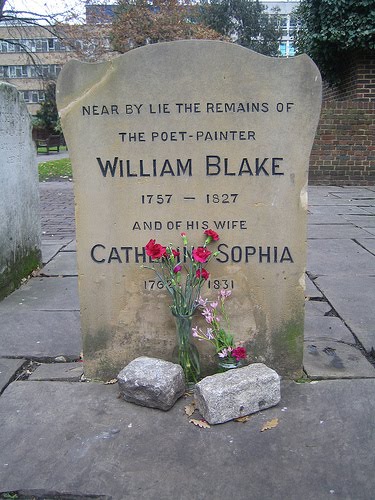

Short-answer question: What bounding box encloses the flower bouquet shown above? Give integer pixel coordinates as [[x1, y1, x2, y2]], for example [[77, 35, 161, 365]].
[[193, 290, 247, 371], [143, 230, 220, 385]]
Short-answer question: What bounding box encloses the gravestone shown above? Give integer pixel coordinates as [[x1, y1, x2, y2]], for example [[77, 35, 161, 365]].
[[0, 83, 41, 299], [57, 41, 322, 380]]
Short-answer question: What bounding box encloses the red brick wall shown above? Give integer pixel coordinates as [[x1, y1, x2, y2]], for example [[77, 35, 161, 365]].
[[309, 53, 374, 186]]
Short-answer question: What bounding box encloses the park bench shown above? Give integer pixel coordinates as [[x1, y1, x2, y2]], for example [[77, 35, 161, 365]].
[[36, 134, 62, 154]]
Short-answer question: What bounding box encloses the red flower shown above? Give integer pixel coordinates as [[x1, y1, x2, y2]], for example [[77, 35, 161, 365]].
[[145, 239, 166, 260], [196, 268, 209, 280], [232, 346, 247, 361], [204, 229, 219, 241], [192, 247, 211, 263], [171, 249, 180, 258]]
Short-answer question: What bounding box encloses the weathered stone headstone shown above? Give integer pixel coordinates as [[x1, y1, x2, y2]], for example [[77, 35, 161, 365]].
[[0, 83, 41, 299], [57, 41, 321, 380]]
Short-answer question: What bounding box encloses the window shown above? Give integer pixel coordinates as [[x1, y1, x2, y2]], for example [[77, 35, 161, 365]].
[[279, 42, 287, 57]]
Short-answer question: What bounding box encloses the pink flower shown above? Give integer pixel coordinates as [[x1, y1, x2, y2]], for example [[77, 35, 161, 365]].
[[218, 348, 232, 358], [204, 229, 220, 242], [202, 307, 213, 323], [210, 301, 218, 309], [181, 232, 188, 245], [196, 268, 209, 280], [232, 346, 247, 361], [206, 328, 214, 340], [198, 297, 208, 307], [220, 289, 232, 298], [173, 265, 182, 273], [145, 239, 166, 260], [192, 247, 211, 263]]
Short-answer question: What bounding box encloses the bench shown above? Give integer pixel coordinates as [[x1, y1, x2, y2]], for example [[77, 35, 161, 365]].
[[36, 135, 62, 154]]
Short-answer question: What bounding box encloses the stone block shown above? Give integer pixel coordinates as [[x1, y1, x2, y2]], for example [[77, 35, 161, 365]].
[[0, 83, 41, 299], [57, 41, 322, 380], [194, 363, 281, 424], [117, 357, 185, 411]]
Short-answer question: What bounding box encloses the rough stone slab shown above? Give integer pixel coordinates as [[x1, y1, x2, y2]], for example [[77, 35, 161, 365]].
[[316, 275, 375, 353], [1, 380, 375, 499], [0, 310, 81, 360], [117, 357, 185, 411], [0, 83, 41, 300], [29, 362, 83, 381], [308, 223, 370, 239], [304, 315, 355, 344], [57, 41, 321, 380], [356, 238, 375, 254], [304, 341, 375, 379], [307, 239, 375, 276], [304, 299, 332, 317], [194, 363, 281, 424], [0, 358, 26, 392], [0, 277, 79, 311], [41, 252, 77, 276]]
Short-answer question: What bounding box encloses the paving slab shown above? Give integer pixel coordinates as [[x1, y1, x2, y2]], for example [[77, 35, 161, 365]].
[[41, 252, 78, 276], [304, 275, 322, 299], [0, 358, 26, 393], [341, 215, 375, 227], [0, 310, 81, 360], [29, 362, 83, 381], [316, 275, 375, 353], [362, 227, 375, 236], [308, 206, 371, 216], [304, 300, 332, 317], [304, 315, 356, 344], [1, 380, 375, 499], [356, 238, 375, 255], [307, 239, 375, 276], [61, 239, 77, 252], [0, 277, 79, 311], [41, 243, 65, 264], [304, 341, 374, 379], [329, 190, 375, 200], [307, 214, 350, 225], [308, 223, 371, 239]]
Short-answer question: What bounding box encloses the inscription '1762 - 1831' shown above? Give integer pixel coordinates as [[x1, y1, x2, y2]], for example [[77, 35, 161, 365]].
[[57, 41, 322, 379]]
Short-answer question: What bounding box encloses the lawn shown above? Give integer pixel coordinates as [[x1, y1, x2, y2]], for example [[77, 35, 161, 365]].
[[38, 157, 72, 181]]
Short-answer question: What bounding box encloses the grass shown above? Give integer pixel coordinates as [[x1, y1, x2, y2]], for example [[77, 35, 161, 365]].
[[38, 157, 72, 181]]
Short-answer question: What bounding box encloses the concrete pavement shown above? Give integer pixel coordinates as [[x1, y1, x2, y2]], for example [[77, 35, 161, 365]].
[[0, 183, 374, 499]]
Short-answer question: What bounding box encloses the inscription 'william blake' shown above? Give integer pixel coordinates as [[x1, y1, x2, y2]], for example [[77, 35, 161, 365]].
[[96, 156, 285, 177]]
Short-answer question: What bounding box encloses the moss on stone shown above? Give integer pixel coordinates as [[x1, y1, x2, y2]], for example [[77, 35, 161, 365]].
[[0, 247, 41, 301]]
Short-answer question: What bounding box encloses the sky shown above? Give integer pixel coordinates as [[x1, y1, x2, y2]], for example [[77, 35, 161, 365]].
[[6, 0, 87, 20]]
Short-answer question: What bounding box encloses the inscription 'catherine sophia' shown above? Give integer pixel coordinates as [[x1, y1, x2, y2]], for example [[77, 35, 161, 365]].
[[96, 156, 285, 178]]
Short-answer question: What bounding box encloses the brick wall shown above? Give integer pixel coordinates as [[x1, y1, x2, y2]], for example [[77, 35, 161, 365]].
[[309, 52, 374, 186]]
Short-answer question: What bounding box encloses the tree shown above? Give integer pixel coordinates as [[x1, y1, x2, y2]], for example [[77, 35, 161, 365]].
[[198, 0, 282, 56], [111, 0, 224, 53], [295, 0, 375, 83], [33, 82, 59, 133]]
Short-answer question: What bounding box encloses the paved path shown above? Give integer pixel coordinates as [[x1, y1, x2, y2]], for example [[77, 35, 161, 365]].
[[0, 183, 374, 499]]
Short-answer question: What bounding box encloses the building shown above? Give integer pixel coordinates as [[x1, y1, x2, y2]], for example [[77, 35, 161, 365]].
[[0, 20, 115, 115], [262, 1, 300, 57], [0, 2, 300, 115]]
